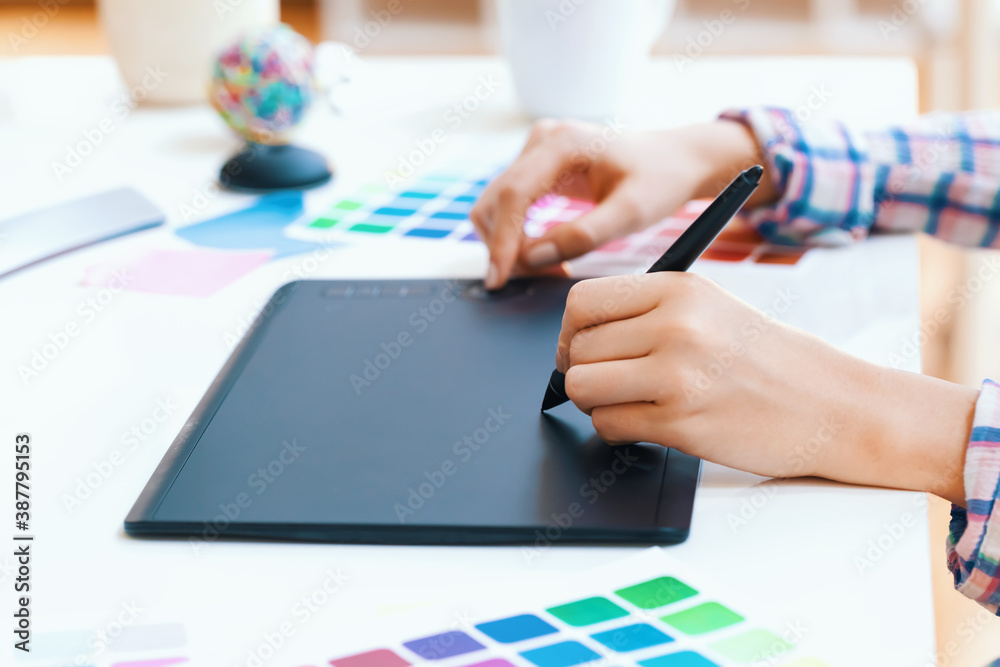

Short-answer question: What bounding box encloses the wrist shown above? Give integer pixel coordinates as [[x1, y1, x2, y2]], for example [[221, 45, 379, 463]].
[[831, 364, 977, 505], [875, 369, 976, 505], [687, 120, 778, 206]]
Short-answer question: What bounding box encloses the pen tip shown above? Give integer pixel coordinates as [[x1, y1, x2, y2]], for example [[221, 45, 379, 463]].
[[745, 165, 763, 182], [541, 369, 569, 411]]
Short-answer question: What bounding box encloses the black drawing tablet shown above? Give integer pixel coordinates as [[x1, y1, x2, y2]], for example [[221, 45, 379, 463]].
[[125, 279, 700, 545]]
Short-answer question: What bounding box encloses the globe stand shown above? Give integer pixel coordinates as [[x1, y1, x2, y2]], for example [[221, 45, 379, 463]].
[[219, 143, 332, 192]]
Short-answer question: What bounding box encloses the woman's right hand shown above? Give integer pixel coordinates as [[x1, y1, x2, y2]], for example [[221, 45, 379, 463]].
[[470, 118, 776, 289], [556, 273, 979, 506]]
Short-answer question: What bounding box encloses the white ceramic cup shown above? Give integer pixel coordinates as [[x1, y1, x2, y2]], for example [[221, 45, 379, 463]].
[[497, 0, 673, 120], [98, 0, 280, 105]]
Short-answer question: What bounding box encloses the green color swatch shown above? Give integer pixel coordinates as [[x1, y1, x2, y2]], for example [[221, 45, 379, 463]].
[[310, 216, 342, 229], [333, 200, 364, 211], [615, 577, 698, 609], [350, 223, 393, 234], [708, 629, 791, 664], [546, 597, 629, 627], [661, 602, 743, 635]]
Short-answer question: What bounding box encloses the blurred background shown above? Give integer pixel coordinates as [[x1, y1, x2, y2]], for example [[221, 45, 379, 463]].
[[3, 0, 999, 662]]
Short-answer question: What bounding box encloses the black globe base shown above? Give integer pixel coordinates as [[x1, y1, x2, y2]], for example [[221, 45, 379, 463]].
[[219, 143, 332, 192]]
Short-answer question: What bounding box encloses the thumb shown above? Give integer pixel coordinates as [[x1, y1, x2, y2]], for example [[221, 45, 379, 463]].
[[520, 189, 643, 268]]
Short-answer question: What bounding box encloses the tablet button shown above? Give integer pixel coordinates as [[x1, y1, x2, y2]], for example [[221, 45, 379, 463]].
[[462, 281, 536, 300], [461, 283, 489, 300], [323, 285, 355, 298], [404, 284, 432, 297], [354, 285, 382, 298], [380, 284, 409, 297]]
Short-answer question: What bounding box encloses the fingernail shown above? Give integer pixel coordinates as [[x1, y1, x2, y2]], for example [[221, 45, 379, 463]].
[[525, 242, 560, 268], [485, 262, 499, 289]]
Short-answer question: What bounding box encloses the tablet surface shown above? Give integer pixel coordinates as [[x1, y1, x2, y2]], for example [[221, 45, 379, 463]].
[[125, 279, 700, 544]]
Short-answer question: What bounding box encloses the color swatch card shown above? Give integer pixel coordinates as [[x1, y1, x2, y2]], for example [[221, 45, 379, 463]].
[[294, 170, 493, 242], [314, 548, 831, 667], [14, 621, 189, 667], [556, 200, 810, 276], [292, 168, 810, 272]]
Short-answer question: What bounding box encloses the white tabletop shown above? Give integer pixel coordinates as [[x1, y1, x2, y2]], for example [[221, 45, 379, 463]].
[[1, 55, 931, 666]]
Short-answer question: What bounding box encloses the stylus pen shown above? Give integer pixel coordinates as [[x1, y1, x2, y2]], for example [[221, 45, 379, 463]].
[[540, 164, 763, 412]]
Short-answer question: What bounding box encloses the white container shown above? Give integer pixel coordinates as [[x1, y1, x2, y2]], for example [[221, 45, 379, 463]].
[[497, 0, 673, 120], [98, 0, 280, 105]]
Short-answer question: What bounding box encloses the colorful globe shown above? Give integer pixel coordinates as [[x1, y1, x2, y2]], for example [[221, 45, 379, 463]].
[[208, 24, 315, 145]]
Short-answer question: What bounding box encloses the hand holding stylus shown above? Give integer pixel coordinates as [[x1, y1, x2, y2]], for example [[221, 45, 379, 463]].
[[555, 272, 977, 506], [470, 118, 778, 289], [541, 165, 763, 410]]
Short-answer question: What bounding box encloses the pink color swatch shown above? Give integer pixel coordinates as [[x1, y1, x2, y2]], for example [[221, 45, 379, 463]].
[[82, 248, 272, 298], [329, 648, 411, 667], [110, 659, 188, 667]]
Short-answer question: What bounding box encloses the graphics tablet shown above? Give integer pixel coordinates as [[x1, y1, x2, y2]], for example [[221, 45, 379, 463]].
[[125, 279, 700, 544]]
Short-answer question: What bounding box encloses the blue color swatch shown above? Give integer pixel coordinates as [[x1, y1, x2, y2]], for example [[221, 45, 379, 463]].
[[639, 652, 719, 667], [519, 641, 601, 667], [405, 228, 451, 239], [429, 211, 468, 221], [374, 207, 418, 217], [475, 614, 558, 644], [590, 623, 673, 652], [175, 192, 319, 259]]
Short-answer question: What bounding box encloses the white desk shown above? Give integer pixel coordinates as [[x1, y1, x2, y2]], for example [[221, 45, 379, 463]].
[[1, 55, 932, 666]]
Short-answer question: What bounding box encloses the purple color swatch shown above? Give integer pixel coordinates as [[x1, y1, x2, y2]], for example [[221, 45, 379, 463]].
[[402, 631, 484, 660]]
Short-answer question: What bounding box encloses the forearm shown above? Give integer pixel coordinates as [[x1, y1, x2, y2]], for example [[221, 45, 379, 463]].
[[662, 120, 981, 505]]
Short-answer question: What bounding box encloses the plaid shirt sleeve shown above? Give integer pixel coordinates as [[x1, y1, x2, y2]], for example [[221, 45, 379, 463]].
[[719, 107, 1000, 248], [948, 380, 1000, 614], [720, 107, 1000, 613]]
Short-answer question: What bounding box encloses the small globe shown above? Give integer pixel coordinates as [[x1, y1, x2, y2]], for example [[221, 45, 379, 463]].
[[208, 24, 315, 145]]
